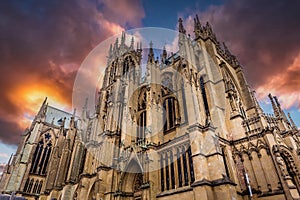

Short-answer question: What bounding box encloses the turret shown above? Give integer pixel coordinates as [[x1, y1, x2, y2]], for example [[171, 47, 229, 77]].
[[178, 18, 186, 34], [288, 113, 297, 129], [147, 41, 154, 64], [194, 14, 202, 38], [130, 36, 134, 50], [268, 94, 280, 118], [274, 96, 288, 120]]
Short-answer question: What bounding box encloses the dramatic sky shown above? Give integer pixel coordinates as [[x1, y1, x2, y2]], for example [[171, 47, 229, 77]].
[[1, 0, 300, 168]]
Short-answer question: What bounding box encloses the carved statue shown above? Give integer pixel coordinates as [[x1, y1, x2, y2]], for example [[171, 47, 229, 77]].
[[275, 153, 288, 177]]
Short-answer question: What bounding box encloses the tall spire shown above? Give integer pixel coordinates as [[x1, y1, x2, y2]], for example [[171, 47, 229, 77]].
[[121, 31, 126, 46], [148, 41, 154, 63], [162, 46, 167, 61], [274, 96, 288, 121], [273, 96, 282, 113], [161, 46, 168, 64], [268, 94, 280, 117], [82, 97, 89, 119], [130, 36, 134, 50], [194, 14, 202, 38], [114, 37, 119, 50], [178, 18, 186, 34], [288, 113, 297, 129], [108, 44, 113, 57], [36, 97, 48, 120]]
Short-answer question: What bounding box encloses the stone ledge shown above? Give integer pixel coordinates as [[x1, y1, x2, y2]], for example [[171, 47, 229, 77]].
[[156, 186, 193, 198], [188, 123, 216, 133], [191, 177, 236, 187], [192, 151, 223, 158]]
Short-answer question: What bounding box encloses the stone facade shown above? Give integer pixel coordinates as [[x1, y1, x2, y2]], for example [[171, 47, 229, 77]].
[[1, 16, 300, 200]]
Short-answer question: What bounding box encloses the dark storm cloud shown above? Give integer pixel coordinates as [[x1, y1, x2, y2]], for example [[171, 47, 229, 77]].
[[0, 118, 23, 145], [196, 0, 300, 89], [0, 0, 144, 145]]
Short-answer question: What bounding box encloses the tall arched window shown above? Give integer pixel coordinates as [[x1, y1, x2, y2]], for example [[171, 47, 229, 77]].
[[177, 148, 183, 187], [28, 179, 34, 193], [137, 111, 146, 141], [160, 154, 165, 191], [123, 56, 135, 75], [165, 152, 170, 190], [40, 142, 52, 175], [163, 97, 176, 132], [182, 147, 189, 186], [37, 181, 43, 194], [30, 141, 44, 173], [200, 76, 210, 117], [33, 180, 39, 193], [170, 151, 175, 189], [23, 178, 29, 192], [187, 147, 195, 183], [30, 133, 52, 175]]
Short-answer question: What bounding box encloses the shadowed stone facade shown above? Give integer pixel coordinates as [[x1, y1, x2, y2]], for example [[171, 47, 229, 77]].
[[1, 16, 300, 200]]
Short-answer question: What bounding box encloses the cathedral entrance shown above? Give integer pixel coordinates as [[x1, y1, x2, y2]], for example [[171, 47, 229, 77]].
[[119, 159, 145, 200]]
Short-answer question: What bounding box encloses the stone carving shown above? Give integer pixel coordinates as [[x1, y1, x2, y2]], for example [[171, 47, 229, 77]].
[[275, 153, 288, 177]]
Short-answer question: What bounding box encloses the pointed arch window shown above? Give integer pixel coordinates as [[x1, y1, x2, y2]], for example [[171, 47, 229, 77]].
[[137, 111, 146, 141], [123, 56, 135, 75], [23, 178, 30, 192], [200, 76, 210, 117], [163, 97, 176, 132], [182, 147, 189, 186], [30, 141, 43, 173], [28, 179, 34, 193], [37, 181, 43, 194], [165, 152, 170, 190], [170, 151, 176, 189], [33, 180, 39, 193], [160, 154, 165, 191], [187, 147, 195, 183], [30, 133, 52, 175], [177, 148, 183, 187]]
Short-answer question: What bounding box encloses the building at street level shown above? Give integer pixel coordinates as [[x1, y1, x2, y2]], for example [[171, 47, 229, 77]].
[[1, 16, 300, 200]]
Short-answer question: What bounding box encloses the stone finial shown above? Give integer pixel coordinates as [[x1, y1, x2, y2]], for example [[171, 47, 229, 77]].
[[130, 36, 134, 50], [268, 94, 280, 117], [194, 14, 202, 38], [178, 18, 186, 34], [148, 41, 154, 64], [288, 113, 297, 129], [108, 44, 113, 57], [115, 37, 119, 49], [121, 31, 126, 45], [162, 46, 167, 60]]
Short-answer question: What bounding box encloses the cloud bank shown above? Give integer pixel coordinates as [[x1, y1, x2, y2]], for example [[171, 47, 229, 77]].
[[0, 0, 144, 145]]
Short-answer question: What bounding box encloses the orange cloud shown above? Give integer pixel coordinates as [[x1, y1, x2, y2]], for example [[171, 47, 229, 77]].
[[256, 54, 300, 109], [0, 0, 145, 145], [6, 81, 72, 131]]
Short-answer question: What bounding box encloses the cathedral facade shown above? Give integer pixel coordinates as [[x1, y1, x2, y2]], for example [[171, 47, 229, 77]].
[[1, 16, 300, 200]]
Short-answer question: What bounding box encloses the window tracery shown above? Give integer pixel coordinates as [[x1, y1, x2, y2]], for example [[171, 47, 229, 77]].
[[160, 145, 195, 191], [163, 97, 176, 132], [30, 133, 52, 175]]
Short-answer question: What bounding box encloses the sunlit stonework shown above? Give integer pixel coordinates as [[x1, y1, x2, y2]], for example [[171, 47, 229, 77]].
[[1, 16, 300, 200]]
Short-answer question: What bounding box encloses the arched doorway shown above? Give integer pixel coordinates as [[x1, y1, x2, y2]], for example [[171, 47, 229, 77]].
[[273, 145, 300, 198], [119, 159, 145, 200]]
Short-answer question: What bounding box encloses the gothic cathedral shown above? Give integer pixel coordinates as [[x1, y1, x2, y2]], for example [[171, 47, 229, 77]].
[[1, 16, 300, 200]]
